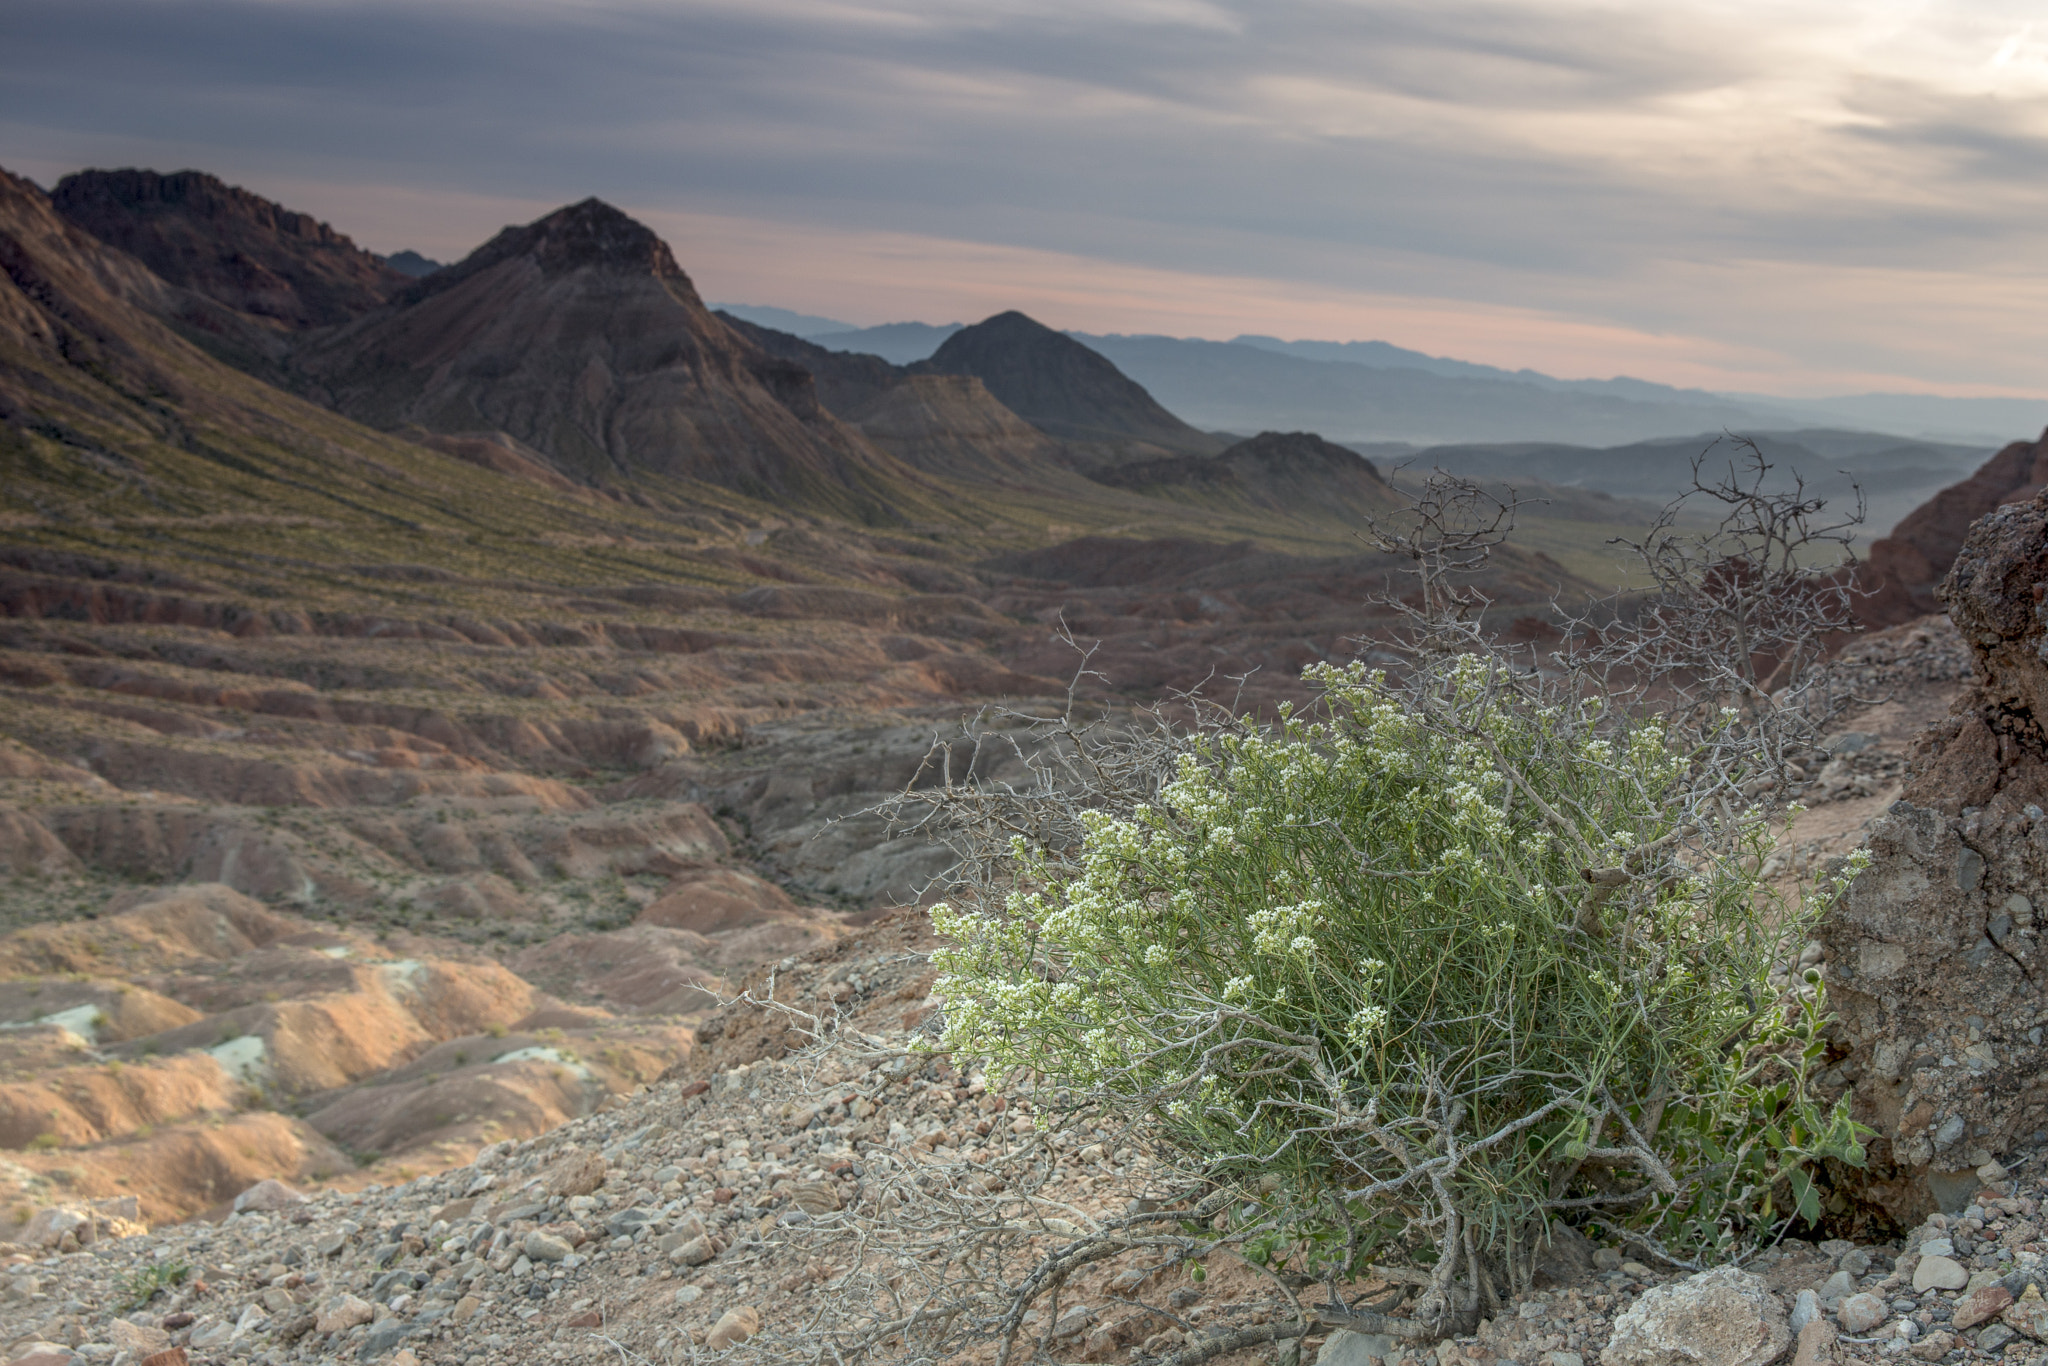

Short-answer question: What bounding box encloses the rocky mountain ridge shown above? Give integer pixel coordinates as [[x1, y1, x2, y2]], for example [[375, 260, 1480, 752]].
[[49, 170, 409, 331]]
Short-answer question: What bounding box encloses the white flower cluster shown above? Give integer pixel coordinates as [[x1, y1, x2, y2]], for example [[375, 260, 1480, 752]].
[[1248, 899, 1325, 957]]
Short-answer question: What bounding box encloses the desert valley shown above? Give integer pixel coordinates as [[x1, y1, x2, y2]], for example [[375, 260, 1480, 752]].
[[7, 158, 2048, 1366]]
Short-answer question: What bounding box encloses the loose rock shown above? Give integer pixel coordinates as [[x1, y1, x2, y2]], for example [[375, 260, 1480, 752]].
[[706, 1304, 762, 1349], [1599, 1266, 1791, 1366]]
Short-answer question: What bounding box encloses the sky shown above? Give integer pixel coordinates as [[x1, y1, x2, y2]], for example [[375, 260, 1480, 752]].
[[5, 0, 2048, 397]]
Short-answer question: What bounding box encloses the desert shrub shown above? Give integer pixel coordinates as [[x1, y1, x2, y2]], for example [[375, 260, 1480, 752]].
[[116, 1256, 189, 1309], [918, 457, 1871, 1334]]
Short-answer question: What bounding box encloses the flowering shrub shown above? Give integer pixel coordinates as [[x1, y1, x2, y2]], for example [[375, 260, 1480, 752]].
[[930, 652, 1866, 1319]]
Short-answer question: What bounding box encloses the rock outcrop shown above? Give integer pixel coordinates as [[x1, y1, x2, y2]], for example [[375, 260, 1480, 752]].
[[1823, 489, 2048, 1223], [1860, 430, 2048, 626]]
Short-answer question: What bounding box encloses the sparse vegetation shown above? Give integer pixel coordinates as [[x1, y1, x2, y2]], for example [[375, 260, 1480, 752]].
[[115, 1256, 190, 1310], [915, 465, 1874, 1340]]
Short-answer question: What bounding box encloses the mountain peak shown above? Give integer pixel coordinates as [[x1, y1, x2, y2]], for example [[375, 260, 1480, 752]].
[[920, 310, 1224, 457], [497, 197, 683, 280]]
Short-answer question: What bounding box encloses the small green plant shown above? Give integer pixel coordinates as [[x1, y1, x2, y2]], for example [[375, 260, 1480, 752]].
[[117, 1257, 190, 1309], [26, 1132, 62, 1151]]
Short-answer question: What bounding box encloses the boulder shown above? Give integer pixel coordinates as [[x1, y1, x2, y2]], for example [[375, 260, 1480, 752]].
[[1600, 1266, 1791, 1366], [1820, 490, 2048, 1223], [1912, 1255, 1967, 1291], [232, 1178, 307, 1213], [21, 1204, 91, 1248]]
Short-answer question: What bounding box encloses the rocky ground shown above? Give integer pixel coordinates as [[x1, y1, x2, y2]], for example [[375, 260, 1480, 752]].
[[0, 607, 2002, 1366], [8, 899, 2048, 1366]]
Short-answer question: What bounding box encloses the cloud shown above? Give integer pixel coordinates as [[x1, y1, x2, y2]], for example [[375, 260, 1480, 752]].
[[3, 0, 2046, 395]]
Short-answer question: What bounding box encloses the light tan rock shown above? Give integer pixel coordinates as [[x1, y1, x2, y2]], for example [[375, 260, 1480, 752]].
[[523, 1230, 573, 1262], [1599, 1266, 1791, 1366], [666, 1235, 714, 1266], [1912, 1254, 1966, 1291], [1837, 1293, 1888, 1335], [21, 1205, 90, 1249], [232, 1178, 307, 1213], [315, 1292, 375, 1335], [106, 1319, 171, 1353], [706, 1305, 762, 1350], [1789, 1319, 1837, 1366], [542, 1147, 606, 1197]]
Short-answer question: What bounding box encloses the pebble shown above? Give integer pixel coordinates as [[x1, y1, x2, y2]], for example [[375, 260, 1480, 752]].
[[1911, 1254, 1967, 1292], [1816, 1268, 1857, 1307]]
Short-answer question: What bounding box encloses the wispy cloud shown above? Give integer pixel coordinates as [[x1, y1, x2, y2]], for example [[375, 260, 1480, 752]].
[[3, 0, 2046, 395]]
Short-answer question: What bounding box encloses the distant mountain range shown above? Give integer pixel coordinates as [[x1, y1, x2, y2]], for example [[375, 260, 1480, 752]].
[[17, 160, 2041, 555], [1392, 429, 1988, 542], [715, 304, 2046, 450]]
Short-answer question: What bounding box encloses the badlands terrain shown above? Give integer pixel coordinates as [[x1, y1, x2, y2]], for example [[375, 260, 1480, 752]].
[[0, 162, 1621, 1245], [5, 160, 2048, 1366]]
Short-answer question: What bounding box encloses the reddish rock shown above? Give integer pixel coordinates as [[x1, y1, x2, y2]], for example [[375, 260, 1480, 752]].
[[1861, 429, 2048, 626], [1953, 1283, 2013, 1330]]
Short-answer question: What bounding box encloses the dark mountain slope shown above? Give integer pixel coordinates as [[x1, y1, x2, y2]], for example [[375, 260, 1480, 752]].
[[51, 169, 408, 330], [287, 200, 943, 520], [717, 313, 1066, 481], [1088, 430, 1398, 527], [0, 166, 708, 579], [915, 311, 1226, 459]]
